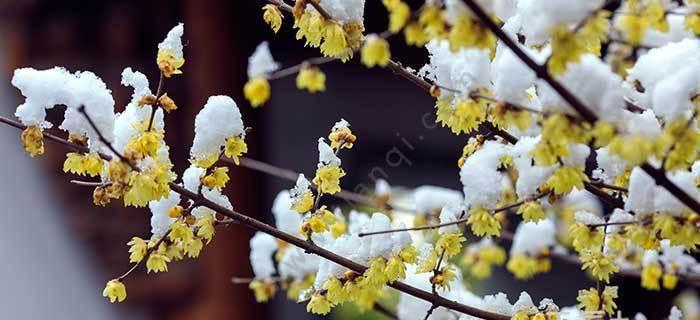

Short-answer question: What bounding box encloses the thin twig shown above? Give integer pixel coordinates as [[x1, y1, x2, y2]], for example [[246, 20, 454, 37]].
[[307, 0, 332, 20], [268, 56, 336, 80], [118, 229, 171, 281], [77, 106, 131, 166], [374, 303, 399, 320], [146, 72, 165, 132], [231, 276, 282, 284], [588, 181, 628, 193], [358, 191, 550, 237], [225, 156, 413, 212], [70, 180, 109, 187]]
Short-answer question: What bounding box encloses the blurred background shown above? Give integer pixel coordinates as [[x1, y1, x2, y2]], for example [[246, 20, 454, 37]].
[[0, 0, 693, 319]]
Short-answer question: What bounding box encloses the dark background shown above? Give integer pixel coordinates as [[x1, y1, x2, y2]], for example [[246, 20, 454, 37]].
[[0, 0, 685, 319]]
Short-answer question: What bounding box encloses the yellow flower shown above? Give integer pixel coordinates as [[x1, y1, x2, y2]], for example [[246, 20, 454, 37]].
[[506, 254, 539, 279], [675, 221, 700, 250], [569, 223, 604, 252], [195, 212, 216, 243], [184, 237, 204, 258], [385, 256, 407, 282], [417, 249, 438, 273], [660, 273, 679, 291], [616, 0, 667, 46], [308, 215, 327, 233], [489, 102, 532, 132], [63, 152, 104, 177], [291, 190, 314, 213], [157, 49, 185, 78], [467, 207, 501, 237], [262, 4, 283, 33], [481, 245, 507, 265], [436, 98, 487, 135], [330, 221, 347, 238], [653, 214, 679, 241], [295, 11, 324, 48], [146, 243, 171, 273], [577, 288, 600, 314], [123, 160, 173, 207], [313, 165, 346, 194], [641, 262, 662, 290], [580, 11, 611, 56], [343, 22, 365, 53], [580, 250, 619, 283], [383, 0, 410, 33], [244, 77, 271, 108], [320, 21, 348, 58], [430, 265, 457, 290], [102, 279, 127, 303], [601, 286, 618, 315], [468, 261, 492, 279], [166, 241, 185, 261], [224, 135, 248, 165], [307, 293, 333, 315], [448, 15, 496, 52], [328, 126, 357, 150], [404, 22, 428, 46], [170, 220, 194, 243], [592, 121, 615, 148], [126, 131, 163, 159], [399, 246, 418, 264], [546, 166, 588, 195], [436, 232, 466, 258], [127, 237, 148, 263], [513, 311, 530, 320], [686, 11, 700, 35], [625, 224, 658, 249], [296, 66, 326, 93], [249, 280, 277, 302], [21, 124, 44, 157], [518, 200, 545, 222], [361, 35, 391, 68], [548, 25, 586, 75], [202, 167, 230, 190], [324, 277, 346, 304], [419, 5, 447, 39]]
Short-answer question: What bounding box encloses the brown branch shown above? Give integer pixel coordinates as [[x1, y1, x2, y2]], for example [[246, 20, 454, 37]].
[[268, 56, 337, 80], [584, 182, 624, 209], [70, 180, 109, 187], [0, 115, 510, 320], [77, 106, 131, 166], [358, 191, 550, 237], [268, 0, 294, 13], [374, 303, 399, 320], [307, 0, 333, 20], [146, 72, 165, 132], [225, 156, 409, 212], [459, 0, 700, 214], [587, 181, 628, 193]]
